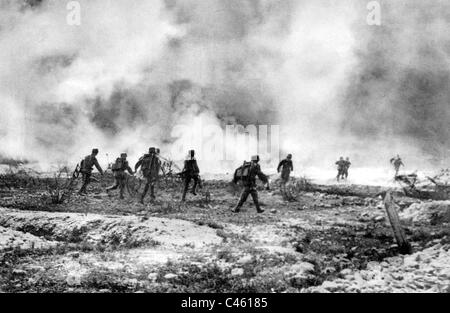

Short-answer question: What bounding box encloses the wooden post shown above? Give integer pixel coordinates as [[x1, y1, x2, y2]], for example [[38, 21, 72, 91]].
[[384, 191, 412, 255]]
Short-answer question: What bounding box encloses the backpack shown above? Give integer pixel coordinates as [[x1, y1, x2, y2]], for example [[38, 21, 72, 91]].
[[141, 154, 160, 176], [234, 161, 254, 182], [80, 155, 93, 172], [111, 158, 124, 172]]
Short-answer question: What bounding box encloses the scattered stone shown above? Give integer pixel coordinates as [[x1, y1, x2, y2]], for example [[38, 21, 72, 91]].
[[67, 251, 80, 259], [12, 269, 27, 276], [164, 273, 178, 280], [231, 268, 244, 277], [237, 255, 253, 264], [147, 273, 158, 282]]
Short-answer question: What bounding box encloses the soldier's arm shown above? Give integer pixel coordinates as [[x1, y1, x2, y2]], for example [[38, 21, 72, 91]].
[[194, 160, 200, 174], [277, 161, 283, 173], [135, 158, 143, 171], [290, 161, 294, 171], [126, 165, 134, 175], [94, 159, 104, 175], [256, 166, 269, 184]]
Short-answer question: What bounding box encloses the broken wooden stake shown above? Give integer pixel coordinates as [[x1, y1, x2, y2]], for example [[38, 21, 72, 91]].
[[383, 191, 412, 255]]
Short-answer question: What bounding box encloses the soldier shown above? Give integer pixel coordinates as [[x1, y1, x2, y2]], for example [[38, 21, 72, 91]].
[[135, 147, 161, 204], [390, 155, 404, 177], [232, 155, 269, 214], [278, 154, 294, 193], [343, 157, 351, 180], [335, 157, 346, 182], [181, 150, 200, 202], [78, 148, 104, 195], [106, 153, 134, 199]]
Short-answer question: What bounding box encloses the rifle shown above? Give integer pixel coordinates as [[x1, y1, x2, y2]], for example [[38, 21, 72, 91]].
[[72, 163, 81, 179]]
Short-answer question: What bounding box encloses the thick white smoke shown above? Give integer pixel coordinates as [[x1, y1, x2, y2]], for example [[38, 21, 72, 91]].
[[0, 0, 448, 181]]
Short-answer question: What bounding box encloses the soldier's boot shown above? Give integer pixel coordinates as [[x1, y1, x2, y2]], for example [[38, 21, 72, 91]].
[[231, 205, 241, 213], [78, 184, 87, 195], [232, 190, 249, 213]]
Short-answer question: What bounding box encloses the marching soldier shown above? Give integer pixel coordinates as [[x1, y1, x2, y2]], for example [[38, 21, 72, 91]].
[[343, 157, 351, 180], [232, 155, 269, 214], [106, 153, 134, 199], [390, 155, 404, 177], [135, 147, 161, 204], [278, 154, 294, 192], [78, 148, 104, 195], [181, 150, 200, 202], [335, 157, 346, 182]]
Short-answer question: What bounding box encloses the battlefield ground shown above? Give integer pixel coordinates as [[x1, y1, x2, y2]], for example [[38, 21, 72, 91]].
[[0, 169, 449, 293]]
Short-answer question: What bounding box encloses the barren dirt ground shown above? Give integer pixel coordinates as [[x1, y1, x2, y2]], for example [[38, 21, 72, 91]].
[[0, 173, 449, 293]]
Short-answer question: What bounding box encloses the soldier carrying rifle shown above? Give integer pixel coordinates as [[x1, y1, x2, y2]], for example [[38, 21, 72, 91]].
[[78, 149, 104, 195]]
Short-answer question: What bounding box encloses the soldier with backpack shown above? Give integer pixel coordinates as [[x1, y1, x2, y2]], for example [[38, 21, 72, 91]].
[[106, 153, 134, 199], [78, 149, 104, 195], [135, 147, 161, 204], [231, 155, 269, 214], [181, 150, 200, 202]]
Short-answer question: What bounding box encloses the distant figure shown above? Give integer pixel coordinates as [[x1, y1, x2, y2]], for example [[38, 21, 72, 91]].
[[335, 157, 346, 182], [343, 157, 351, 180], [78, 149, 104, 195], [106, 153, 134, 199], [278, 154, 294, 192], [390, 155, 404, 177], [181, 150, 200, 202], [135, 147, 161, 204]]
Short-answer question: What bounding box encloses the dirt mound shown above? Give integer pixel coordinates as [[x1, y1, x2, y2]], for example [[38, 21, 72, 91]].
[[0, 208, 222, 249], [401, 201, 450, 225], [0, 226, 58, 251]]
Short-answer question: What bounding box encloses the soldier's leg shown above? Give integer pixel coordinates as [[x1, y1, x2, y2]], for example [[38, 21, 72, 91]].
[[106, 176, 120, 192], [232, 187, 250, 213], [119, 176, 125, 199], [140, 178, 150, 203], [182, 177, 191, 201], [191, 176, 198, 195], [150, 180, 156, 200], [250, 189, 264, 213], [79, 173, 91, 194]]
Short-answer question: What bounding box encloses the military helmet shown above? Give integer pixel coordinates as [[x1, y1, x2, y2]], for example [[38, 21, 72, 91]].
[[287, 154, 292, 159], [340, 156, 344, 160], [121, 153, 127, 158], [149, 147, 156, 154], [92, 149, 99, 154], [251, 155, 260, 162]]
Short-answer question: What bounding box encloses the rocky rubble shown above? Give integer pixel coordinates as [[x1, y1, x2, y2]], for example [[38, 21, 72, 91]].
[[306, 243, 450, 293], [400, 201, 450, 225]]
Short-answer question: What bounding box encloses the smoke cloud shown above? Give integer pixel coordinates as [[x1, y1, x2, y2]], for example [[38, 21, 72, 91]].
[[0, 0, 448, 176]]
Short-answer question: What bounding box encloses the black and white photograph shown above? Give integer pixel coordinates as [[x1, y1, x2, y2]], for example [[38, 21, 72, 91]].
[[0, 0, 449, 301]]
